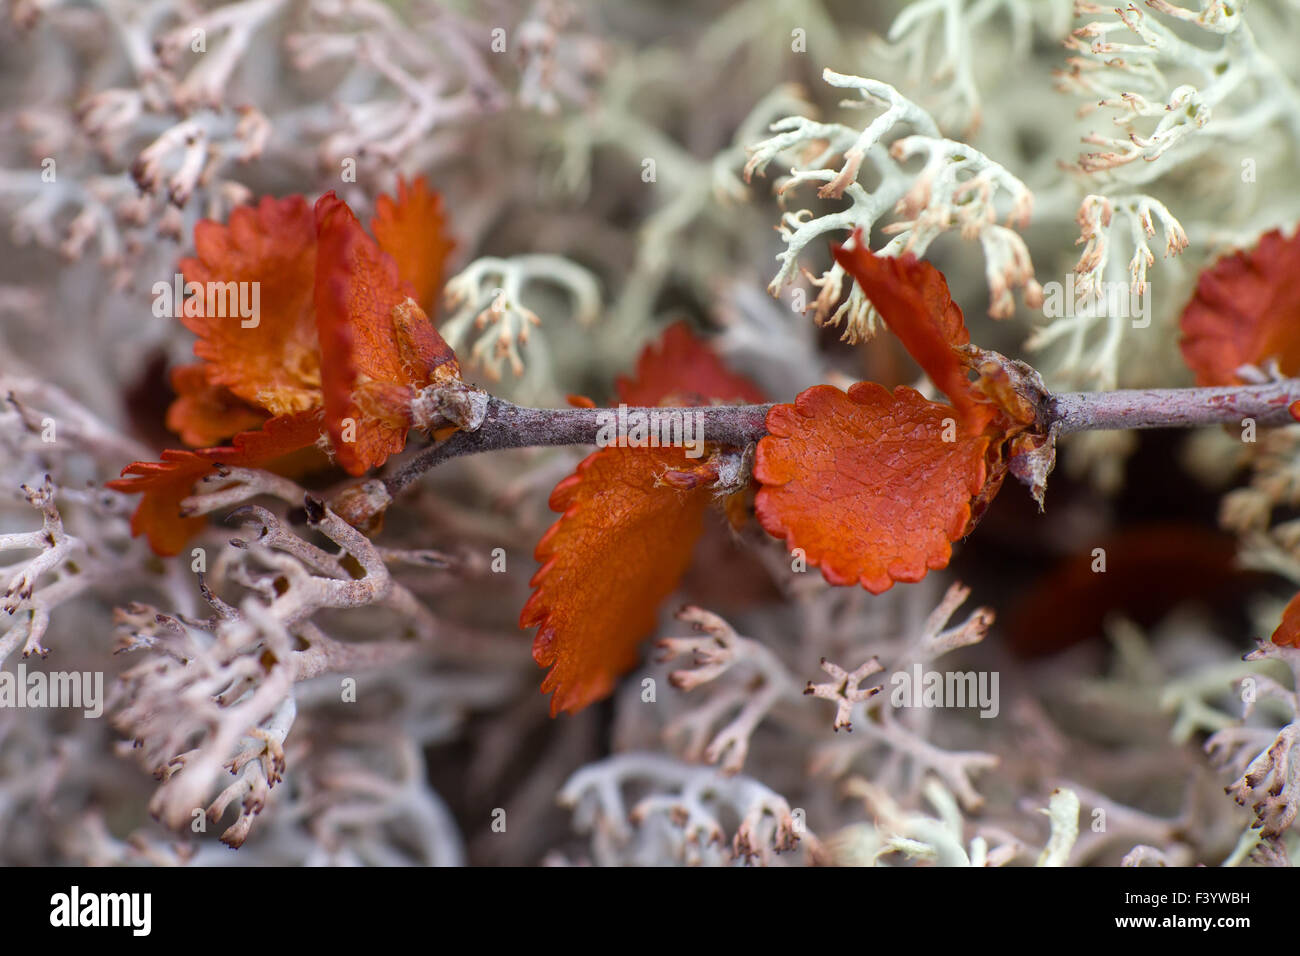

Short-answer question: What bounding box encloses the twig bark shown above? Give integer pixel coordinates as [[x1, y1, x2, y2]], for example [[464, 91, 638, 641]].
[[1045, 381, 1299, 434], [383, 380, 1300, 494], [385, 397, 773, 494]]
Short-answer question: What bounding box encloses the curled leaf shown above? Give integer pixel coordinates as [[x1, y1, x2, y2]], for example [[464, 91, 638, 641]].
[[117, 182, 462, 553], [179, 194, 320, 416], [314, 192, 461, 476]]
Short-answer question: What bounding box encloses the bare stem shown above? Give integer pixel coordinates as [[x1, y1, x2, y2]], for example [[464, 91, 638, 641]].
[[1046, 381, 1300, 434], [383, 380, 1300, 494], [385, 397, 773, 495]]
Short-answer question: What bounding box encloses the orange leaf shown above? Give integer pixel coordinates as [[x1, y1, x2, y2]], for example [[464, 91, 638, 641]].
[[166, 363, 268, 447], [1180, 228, 1300, 386], [754, 383, 990, 593], [616, 321, 765, 407], [1272, 591, 1300, 647], [107, 410, 326, 556], [521, 322, 761, 714], [832, 235, 992, 430], [313, 192, 460, 475], [370, 176, 456, 316], [179, 195, 320, 416], [118, 184, 464, 555], [521, 445, 713, 715]]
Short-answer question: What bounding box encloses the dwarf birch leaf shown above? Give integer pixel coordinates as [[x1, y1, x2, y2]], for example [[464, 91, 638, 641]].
[[179, 195, 320, 416], [1180, 229, 1300, 386], [118, 183, 464, 553], [521, 446, 713, 715], [521, 323, 761, 715], [616, 321, 765, 407], [754, 383, 990, 593], [371, 176, 456, 316], [107, 410, 326, 556], [314, 192, 460, 475]]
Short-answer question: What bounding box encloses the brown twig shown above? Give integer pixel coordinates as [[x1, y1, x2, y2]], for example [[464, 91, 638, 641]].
[[384, 396, 774, 495], [383, 380, 1300, 495], [1046, 381, 1299, 433]]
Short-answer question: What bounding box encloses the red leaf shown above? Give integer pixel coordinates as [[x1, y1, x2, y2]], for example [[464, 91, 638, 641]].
[[754, 383, 990, 592], [313, 192, 460, 475], [165, 363, 268, 447], [615, 321, 765, 407], [521, 322, 761, 714], [521, 445, 713, 715], [752, 238, 1041, 593], [179, 195, 320, 416], [832, 234, 991, 429], [117, 183, 464, 554], [1180, 228, 1300, 386], [168, 184, 459, 473], [107, 410, 326, 556], [1273, 591, 1300, 647], [370, 176, 456, 316]]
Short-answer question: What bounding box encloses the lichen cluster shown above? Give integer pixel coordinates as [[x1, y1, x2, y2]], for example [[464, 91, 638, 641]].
[[1, 0, 1299, 867]]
